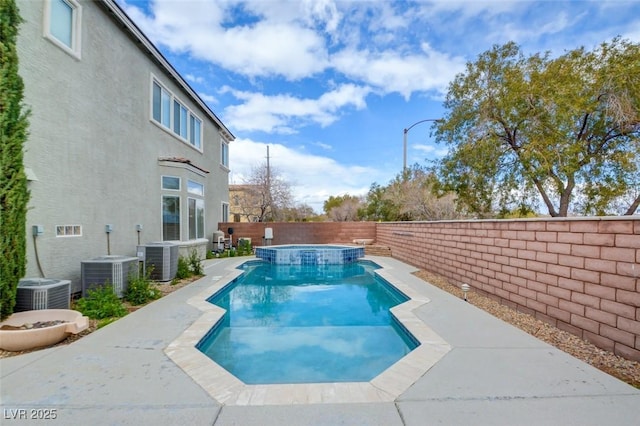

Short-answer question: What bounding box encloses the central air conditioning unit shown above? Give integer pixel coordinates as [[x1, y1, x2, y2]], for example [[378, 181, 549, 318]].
[[15, 278, 71, 311], [81, 255, 139, 298], [137, 242, 178, 281]]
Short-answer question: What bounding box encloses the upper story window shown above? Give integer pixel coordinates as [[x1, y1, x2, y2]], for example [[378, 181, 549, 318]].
[[152, 82, 171, 127], [221, 140, 229, 168], [151, 77, 203, 151], [173, 101, 188, 139], [44, 0, 82, 59], [189, 115, 202, 150]]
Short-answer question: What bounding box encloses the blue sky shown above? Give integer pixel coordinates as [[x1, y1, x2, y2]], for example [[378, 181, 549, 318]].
[[120, 0, 640, 213]]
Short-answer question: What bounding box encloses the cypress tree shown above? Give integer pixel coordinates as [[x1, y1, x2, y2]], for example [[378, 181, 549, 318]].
[[0, 0, 30, 320]]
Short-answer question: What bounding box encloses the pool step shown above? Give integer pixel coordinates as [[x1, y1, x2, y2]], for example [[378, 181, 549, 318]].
[[364, 245, 392, 257]]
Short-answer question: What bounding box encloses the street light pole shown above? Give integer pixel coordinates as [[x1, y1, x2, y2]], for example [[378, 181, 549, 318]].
[[403, 118, 441, 170]]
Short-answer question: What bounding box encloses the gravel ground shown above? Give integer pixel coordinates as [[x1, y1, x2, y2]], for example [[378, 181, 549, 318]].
[[3, 272, 639, 390], [413, 270, 640, 389]]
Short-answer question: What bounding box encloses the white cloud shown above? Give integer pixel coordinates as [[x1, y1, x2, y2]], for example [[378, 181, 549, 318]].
[[311, 141, 333, 150], [123, 0, 329, 80], [125, 0, 465, 99], [222, 84, 372, 133], [300, 0, 342, 34], [331, 44, 466, 99], [413, 144, 448, 158], [198, 93, 217, 104], [185, 73, 205, 84], [229, 138, 382, 211]]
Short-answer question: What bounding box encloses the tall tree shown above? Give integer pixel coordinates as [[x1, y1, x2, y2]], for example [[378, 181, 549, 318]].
[[280, 203, 317, 222], [323, 194, 363, 221], [384, 165, 462, 221], [434, 38, 640, 217], [238, 162, 293, 222], [361, 183, 397, 221], [1, 0, 30, 319]]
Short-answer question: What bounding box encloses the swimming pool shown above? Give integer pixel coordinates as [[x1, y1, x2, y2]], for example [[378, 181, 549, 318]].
[[197, 260, 418, 384], [165, 253, 452, 405]]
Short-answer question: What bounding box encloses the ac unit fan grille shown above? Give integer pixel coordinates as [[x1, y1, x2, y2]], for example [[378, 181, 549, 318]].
[[15, 281, 71, 311]]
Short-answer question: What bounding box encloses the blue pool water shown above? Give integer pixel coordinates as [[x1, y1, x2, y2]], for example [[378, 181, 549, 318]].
[[197, 260, 418, 384]]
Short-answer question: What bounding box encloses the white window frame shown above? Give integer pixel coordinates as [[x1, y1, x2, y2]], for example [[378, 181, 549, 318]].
[[43, 0, 82, 59], [173, 100, 188, 140], [187, 180, 204, 196], [189, 115, 202, 150], [150, 75, 204, 152], [162, 195, 181, 241], [188, 197, 205, 240], [222, 202, 229, 223], [161, 175, 181, 191], [221, 140, 229, 168]]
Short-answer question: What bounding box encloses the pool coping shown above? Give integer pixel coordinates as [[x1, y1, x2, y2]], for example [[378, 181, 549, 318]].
[[164, 256, 452, 406]]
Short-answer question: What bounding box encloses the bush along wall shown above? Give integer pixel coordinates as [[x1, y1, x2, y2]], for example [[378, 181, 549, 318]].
[[0, 0, 31, 320]]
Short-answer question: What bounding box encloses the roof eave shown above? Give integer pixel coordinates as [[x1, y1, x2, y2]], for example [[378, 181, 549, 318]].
[[99, 0, 235, 142]]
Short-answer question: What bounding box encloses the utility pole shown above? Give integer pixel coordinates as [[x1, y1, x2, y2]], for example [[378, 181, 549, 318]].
[[266, 145, 273, 221]]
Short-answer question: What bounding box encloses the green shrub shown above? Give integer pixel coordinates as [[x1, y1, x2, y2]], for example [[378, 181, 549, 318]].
[[125, 268, 161, 305], [175, 256, 191, 279], [187, 249, 203, 275], [237, 239, 252, 256], [75, 284, 127, 319]]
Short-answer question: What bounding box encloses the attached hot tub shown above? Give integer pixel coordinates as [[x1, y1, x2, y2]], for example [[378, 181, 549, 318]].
[[255, 244, 365, 265]]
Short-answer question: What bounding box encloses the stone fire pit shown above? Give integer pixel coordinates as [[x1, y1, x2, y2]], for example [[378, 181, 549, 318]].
[[0, 309, 89, 351]]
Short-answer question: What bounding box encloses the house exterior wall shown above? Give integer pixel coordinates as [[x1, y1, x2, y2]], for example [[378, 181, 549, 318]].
[[17, 0, 232, 293], [217, 219, 639, 361]]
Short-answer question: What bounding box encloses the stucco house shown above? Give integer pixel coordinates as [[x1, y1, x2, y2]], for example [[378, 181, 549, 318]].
[[229, 184, 263, 223], [16, 0, 234, 293]]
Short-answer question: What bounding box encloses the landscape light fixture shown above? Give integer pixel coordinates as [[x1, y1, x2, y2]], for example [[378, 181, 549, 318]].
[[461, 283, 470, 302]]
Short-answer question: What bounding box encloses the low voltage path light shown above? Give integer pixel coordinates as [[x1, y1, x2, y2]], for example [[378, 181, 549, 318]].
[[461, 283, 470, 302], [402, 118, 442, 170]]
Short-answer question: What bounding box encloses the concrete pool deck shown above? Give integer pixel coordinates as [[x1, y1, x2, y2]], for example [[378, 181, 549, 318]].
[[1, 256, 638, 425]]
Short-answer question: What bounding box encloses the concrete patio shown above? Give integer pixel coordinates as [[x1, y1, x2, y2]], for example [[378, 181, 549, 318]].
[[1, 256, 638, 425]]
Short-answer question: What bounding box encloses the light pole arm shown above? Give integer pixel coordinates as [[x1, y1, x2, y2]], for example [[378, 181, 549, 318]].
[[402, 118, 441, 170]]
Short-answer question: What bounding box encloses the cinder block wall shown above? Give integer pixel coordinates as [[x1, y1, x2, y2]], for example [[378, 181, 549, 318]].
[[216, 222, 376, 246], [376, 218, 640, 361]]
